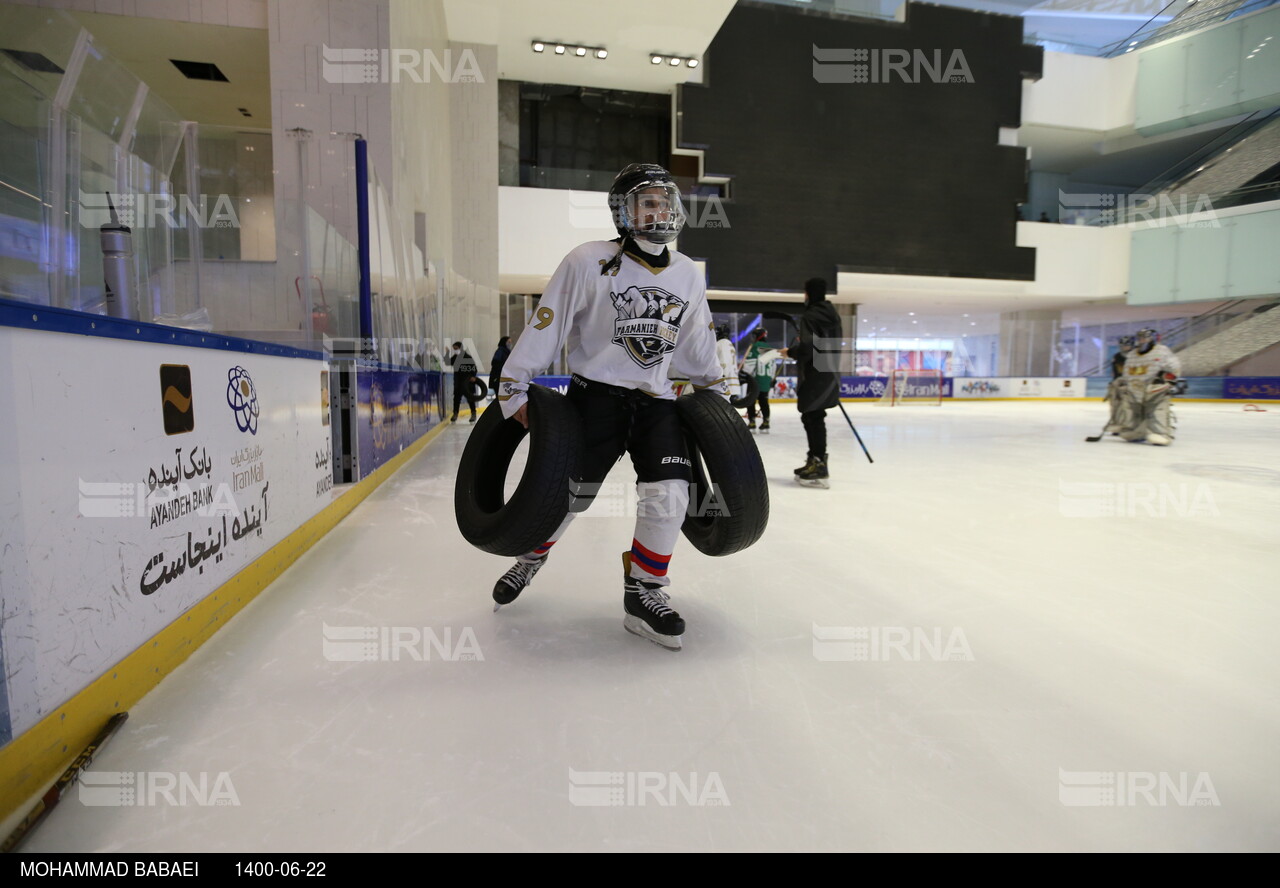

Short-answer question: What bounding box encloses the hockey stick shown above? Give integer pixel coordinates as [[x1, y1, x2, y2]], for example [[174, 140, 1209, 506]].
[[1, 712, 129, 853], [1084, 423, 1110, 443], [836, 401, 874, 463]]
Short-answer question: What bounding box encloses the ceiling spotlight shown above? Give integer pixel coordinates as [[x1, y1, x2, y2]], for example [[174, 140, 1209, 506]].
[[669, 57, 681, 66], [554, 44, 566, 54], [651, 55, 663, 64], [596, 48, 607, 59], [687, 58, 699, 68], [575, 46, 586, 56], [532, 41, 544, 52]]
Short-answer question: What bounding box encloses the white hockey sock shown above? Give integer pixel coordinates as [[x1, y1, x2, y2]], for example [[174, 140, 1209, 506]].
[[628, 479, 689, 587], [519, 511, 576, 564]]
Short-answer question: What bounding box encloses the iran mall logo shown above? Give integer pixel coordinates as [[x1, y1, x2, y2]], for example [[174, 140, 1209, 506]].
[[812, 45, 974, 84], [610, 286, 688, 369]]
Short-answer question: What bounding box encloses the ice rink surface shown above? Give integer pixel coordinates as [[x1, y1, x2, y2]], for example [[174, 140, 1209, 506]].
[[15, 400, 1280, 852]]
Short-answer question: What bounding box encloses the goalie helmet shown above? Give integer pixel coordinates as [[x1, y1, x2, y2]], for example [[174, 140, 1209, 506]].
[[715, 323, 730, 340], [608, 163, 687, 244], [1118, 335, 1136, 349], [1136, 327, 1159, 352]]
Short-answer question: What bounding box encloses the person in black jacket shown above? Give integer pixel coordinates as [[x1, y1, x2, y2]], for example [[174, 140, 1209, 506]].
[[448, 341, 480, 422], [783, 277, 842, 488], [488, 336, 512, 397]]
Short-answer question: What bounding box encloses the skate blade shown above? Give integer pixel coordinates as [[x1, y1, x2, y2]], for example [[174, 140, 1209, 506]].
[[623, 615, 682, 651], [795, 478, 830, 489]]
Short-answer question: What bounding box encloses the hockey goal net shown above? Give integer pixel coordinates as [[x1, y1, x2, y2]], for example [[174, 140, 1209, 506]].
[[877, 369, 943, 406]]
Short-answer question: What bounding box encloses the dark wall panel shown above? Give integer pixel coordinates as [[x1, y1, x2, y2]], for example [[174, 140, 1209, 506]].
[[678, 1, 1043, 291]]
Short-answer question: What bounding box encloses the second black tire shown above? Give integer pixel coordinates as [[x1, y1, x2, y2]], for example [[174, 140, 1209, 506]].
[[676, 390, 769, 556]]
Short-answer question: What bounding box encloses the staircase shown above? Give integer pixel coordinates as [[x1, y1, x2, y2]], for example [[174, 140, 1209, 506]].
[[1175, 302, 1280, 375]]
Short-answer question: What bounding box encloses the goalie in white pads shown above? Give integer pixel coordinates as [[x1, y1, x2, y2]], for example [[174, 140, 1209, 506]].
[[492, 163, 732, 650], [1116, 328, 1184, 445]]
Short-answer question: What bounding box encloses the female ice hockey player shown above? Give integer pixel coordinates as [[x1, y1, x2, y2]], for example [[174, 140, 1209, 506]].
[[489, 164, 731, 650]]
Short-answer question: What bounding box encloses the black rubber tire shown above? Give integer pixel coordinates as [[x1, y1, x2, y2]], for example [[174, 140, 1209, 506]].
[[676, 390, 769, 556], [454, 385, 582, 556], [729, 371, 760, 408]]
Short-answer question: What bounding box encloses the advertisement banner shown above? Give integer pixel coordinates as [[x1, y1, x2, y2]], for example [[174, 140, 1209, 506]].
[[0, 326, 331, 741], [953, 377, 1086, 398], [1222, 377, 1280, 400], [355, 366, 443, 475]]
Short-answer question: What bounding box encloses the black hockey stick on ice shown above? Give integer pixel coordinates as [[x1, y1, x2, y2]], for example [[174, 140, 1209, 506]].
[[1084, 422, 1111, 443], [761, 311, 874, 463], [1, 712, 129, 853], [836, 401, 874, 463]]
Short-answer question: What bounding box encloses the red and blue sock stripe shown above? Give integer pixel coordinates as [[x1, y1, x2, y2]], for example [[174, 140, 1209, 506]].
[[629, 539, 670, 577]]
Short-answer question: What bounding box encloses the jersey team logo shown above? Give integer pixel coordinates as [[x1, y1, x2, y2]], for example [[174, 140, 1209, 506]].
[[610, 285, 688, 369]]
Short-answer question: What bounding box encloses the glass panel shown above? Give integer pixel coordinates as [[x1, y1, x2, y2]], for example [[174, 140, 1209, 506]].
[[0, 70, 51, 305]]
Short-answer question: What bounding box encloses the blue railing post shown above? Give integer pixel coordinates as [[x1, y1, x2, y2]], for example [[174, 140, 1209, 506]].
[[355, 138, 373, 355]]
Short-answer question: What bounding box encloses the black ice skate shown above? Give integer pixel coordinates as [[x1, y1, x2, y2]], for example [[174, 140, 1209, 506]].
[[621, 553, 684, 650], [746, 418, 756, 431], [795, 455, 829, 489], [758, 419, 770, 434], [492, 555, 546, 611]]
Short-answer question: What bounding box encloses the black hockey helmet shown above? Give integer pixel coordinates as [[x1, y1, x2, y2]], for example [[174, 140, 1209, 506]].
[[715, 323, 730, 340], [608, 163, 686, 244], [1118, 335, 1136, 349], [1136, 327, 1159, 342]]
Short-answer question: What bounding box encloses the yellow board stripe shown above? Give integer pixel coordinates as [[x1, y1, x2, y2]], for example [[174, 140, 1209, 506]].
[[0, 419, 450, 823]]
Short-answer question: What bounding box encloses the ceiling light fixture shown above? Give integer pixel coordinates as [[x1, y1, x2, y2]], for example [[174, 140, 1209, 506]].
[[651, 53, 701, 68], [536, 41, 607, 59]]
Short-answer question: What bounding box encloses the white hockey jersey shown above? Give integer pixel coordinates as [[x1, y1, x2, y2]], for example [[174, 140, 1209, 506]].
[[1122, 343, 1180, 389], [498, 240, 730, 418], [716, 338, 737, 383]]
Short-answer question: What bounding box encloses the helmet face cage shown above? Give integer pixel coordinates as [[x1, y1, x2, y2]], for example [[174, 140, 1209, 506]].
[[620, 183, 686, 244], [1118, 335, 1136, 349], [608, 164, 686, 244]]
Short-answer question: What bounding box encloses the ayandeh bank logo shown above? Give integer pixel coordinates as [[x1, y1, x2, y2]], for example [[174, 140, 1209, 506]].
[[160, 365, 194, 435]]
